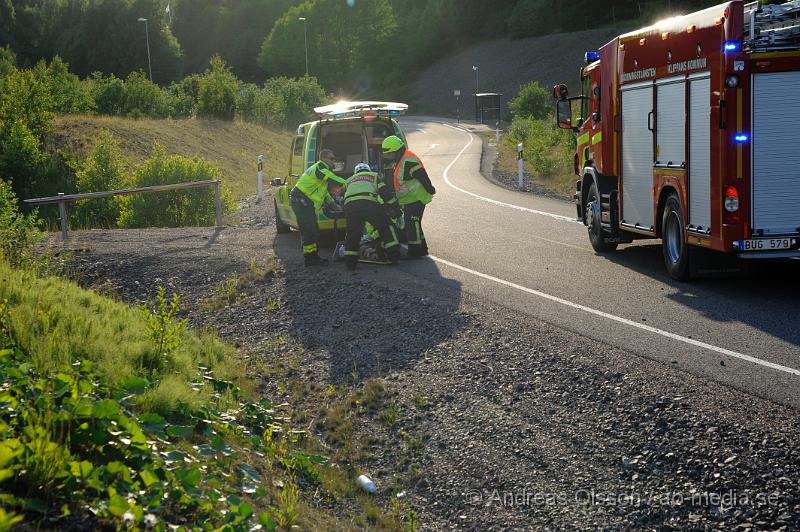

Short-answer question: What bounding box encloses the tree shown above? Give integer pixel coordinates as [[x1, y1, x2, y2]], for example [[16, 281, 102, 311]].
[[258, 0, 397, 92], [509, 81, 551, 120], [73, 131, 126, 228]]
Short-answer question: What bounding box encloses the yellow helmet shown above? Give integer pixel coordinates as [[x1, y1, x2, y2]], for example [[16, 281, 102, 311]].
[[381, 135, 404, 154]]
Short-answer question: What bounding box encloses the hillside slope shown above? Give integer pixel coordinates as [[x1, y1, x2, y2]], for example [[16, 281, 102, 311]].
[[405, 27, 622, 117], [46, 116, 293, 200]]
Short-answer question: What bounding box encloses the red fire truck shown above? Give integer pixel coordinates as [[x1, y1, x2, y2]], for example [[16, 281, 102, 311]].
[[554, 0, 800, 279]]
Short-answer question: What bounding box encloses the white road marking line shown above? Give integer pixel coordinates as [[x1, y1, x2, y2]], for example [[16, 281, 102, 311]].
[[429, 143, 440, 150], [440, 123, 580, 224], [430, 255, 800, 377], [432, 121, 800, 378]]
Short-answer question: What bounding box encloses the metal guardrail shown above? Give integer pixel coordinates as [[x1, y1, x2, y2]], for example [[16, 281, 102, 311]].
[[24, 179, 223, 244]]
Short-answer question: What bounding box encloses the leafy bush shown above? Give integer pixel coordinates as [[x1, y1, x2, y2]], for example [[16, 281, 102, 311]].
[[236, 83, 260, 122], [256, 76, 328, 128], [0, 178, 42, 267], [88, 72, 126, 115], [0, 120, 44, 200], [0, 68, 54, 139], [122, 71, 171, 118], [33, 56, 95, 115], [72, 131, 126, 229], [0, 45, 15, 83], [196, 56, 238, 120], [168, 73, 202, 118], [508, 116, 574, 178], [118, 144, 235, 228], [509, 81, 551, 120]]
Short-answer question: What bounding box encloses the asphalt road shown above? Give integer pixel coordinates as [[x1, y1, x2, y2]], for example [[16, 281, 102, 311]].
[[394, 116, 800, 409]]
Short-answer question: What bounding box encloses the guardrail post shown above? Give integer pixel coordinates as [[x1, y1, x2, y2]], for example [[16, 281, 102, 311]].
[[215, 181, 223, 228], [257, 154, 264, 203], [517, 143, 524, 190], [58, 193, 68, 245]]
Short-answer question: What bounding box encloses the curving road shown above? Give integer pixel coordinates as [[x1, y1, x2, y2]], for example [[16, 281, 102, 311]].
[[395, 116, 800, 408]]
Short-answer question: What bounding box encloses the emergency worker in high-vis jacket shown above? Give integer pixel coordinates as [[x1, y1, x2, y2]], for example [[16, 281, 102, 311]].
[[381, 135, 436, 257], [290, 149, 347, 266], [342, 162, 401, 270]]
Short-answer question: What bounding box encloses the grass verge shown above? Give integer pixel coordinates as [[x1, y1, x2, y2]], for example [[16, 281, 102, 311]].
[[0, 260, 349, 530]]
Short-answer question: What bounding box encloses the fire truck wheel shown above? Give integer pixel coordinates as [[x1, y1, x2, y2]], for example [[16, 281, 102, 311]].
[[586, 183, 618, 253], [661, 193, 690, 280], [275, 199, 291, 234]]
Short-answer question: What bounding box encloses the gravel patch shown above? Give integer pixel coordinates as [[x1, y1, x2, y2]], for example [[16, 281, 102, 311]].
[[67, 195, 800, 530]]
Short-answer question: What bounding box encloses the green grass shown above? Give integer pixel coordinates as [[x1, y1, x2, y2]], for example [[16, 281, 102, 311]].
[[46, 115, 294, 200], [1, 262, 237, 391], [0, 261, 357, 530]]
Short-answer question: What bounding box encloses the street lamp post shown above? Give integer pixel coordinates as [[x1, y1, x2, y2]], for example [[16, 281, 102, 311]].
[[472, 65, 479, 122], [137, 17, 153, 82], [298, 17, 308, 76]]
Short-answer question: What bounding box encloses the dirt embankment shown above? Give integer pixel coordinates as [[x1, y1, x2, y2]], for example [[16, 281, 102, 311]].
[[67, 194, 800, 530], [404, 27, 621, 117]]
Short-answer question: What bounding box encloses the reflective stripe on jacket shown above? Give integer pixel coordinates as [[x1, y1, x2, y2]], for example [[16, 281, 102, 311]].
[[344, 171, 381, 204], [293, 160, 346, 210]]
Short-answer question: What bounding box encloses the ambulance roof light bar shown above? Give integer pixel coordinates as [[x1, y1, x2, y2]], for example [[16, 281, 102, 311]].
[[314, 101, 408, 119]]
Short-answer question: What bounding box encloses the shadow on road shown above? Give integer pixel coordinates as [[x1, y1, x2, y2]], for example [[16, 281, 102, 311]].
[[272, 230, 468, 385], [603, 243, 800, 347]]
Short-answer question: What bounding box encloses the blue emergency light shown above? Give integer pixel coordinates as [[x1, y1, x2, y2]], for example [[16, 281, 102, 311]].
[[585, 51, 601, 63], [734, 133, 749, 143], [724, 41, 741, 52]]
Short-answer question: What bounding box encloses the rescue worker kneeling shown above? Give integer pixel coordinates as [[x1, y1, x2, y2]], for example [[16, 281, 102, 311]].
[[343, 162, 401, 270], [290, 148, 347, 266]]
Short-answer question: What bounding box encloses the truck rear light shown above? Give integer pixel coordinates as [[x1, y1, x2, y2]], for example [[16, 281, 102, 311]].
[[661, 32, 670, 40], [724, 186, 740, 223], [687, 25, 696, 33], [725, 74, 739, 88]]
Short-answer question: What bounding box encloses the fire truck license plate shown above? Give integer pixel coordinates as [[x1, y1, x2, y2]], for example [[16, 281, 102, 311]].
[[738, 238, 793, 251]]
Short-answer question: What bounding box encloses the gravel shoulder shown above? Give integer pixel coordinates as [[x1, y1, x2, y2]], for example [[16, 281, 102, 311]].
[[68, 196, 800, 530]]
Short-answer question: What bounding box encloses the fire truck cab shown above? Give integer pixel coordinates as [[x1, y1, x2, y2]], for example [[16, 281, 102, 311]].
[[555, 0, 800, 279]]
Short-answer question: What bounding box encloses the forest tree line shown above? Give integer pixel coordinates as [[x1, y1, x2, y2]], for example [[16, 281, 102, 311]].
[[1, 0, 734, 93]]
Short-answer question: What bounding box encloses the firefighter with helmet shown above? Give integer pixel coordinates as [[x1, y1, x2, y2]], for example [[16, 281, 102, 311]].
[[381, 135, 436, 257], [342, 162, 401, 270], [290, 148, 347, 266]]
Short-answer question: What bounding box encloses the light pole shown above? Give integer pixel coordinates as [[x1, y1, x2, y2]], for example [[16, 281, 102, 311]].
[[472, 65, 479, 122], [137, 17, 153, 82], [298, 17, 308, 76]]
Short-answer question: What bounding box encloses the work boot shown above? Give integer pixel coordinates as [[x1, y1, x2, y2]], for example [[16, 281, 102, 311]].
[[345, 256, 358, 270], [386, 247, 400, 265], [304, 253, 329, 267], [405, 244, 425, 259]]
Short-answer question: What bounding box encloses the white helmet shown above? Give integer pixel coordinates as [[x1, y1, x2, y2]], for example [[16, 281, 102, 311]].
[[354, 162, 371, 173]]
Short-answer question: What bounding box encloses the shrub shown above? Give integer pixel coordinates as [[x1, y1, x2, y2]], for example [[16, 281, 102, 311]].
[[168, 73, 202, 118], [0, 120, 44, 200], [236, 83, 260, 122], [0, 178, 42, 267], [122, 71, 171, 118], [196, 56, 238, 121], [0, 45, 15, 83], [0, 68, 54, 139], [255, 76, 328, 128], [118, 144, 235, 228], [508, 116, 574, 178], [509, 81, 551, 120], [72, 131, 126, 228], [88, 72, 126, 115], [33, 56, 95, 115]]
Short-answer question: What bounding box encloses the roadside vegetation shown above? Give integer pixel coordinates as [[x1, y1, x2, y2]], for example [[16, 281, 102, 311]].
[[497, 81, 575, 197], [0, 160, 415, 530]]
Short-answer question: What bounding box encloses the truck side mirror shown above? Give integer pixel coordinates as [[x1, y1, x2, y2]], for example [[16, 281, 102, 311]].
[[553, 84, 569, 99], [556, 99, 573, 130], [270, 178, 284, 187]]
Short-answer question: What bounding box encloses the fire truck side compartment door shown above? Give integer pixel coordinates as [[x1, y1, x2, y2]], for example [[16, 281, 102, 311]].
[[621, 82, 654, 229], [688, 73, 711, 232], [655, 76, 686, 167], [752, 71, 800, 236]]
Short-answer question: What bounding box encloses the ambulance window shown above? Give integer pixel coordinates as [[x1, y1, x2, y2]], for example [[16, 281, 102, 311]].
[[292, 136, 304, 157], [581, 76, 590, 120]]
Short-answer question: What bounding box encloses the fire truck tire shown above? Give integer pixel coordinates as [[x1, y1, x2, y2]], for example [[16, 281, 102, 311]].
[[274, 199, 291, 234], [586, 183, 618, 252], [661, 193, 690, 280]]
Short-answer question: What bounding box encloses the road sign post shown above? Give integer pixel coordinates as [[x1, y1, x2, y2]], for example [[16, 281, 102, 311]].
[[257, 155, 264, 203], [517, 143, 524, 190], [454, 89, 461, 124]]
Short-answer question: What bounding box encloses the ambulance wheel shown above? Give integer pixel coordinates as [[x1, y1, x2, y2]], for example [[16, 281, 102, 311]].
[[661, 193, 690, 280], [586, 183, 618, 252], [274, 199, 291, 234]]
